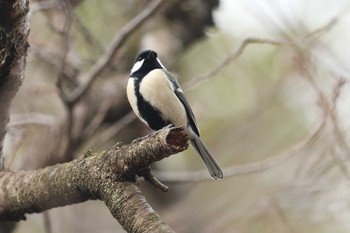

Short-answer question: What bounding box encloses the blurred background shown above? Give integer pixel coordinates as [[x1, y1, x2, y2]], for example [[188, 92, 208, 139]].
[[5, 0, 350, 232]]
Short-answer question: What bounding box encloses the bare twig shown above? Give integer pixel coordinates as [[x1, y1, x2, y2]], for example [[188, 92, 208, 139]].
[[262, 197, 298, 233], [3, 129, 26, 169], [329, 78, 349, 151], [8, 113, 57, 128], [138, 167, 169, 192], [43, 211, 52, 233], [184, 18, 338, 91], [80, 96, 114, 139], [327, 78, 350, 180], [87, 111, 136, 148], [55, 0, 75, 161], [72, 13, 105, 55], [184, 38, 283, 91], [302, 18, 338, 42], [56, 0, 74, 102], [155, 118, 326, 183], [28, 1, 62, 18], [66, 0, 164, 104], [29, 43, 80, 86], [152, 18, 339, 183]]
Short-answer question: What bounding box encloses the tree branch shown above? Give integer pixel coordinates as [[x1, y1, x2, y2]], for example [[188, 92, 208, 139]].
[[0, 127, 187, 231], [184, 17, 338, 91], [101, 182, 174, 233], [184, 38, 282, 91]]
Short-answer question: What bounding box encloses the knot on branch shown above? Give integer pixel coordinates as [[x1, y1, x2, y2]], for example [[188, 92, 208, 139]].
[[165, 127, 189, 150]]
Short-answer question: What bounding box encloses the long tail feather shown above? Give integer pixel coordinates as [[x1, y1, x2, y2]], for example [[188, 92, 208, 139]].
[[191, 136, 223, 180]]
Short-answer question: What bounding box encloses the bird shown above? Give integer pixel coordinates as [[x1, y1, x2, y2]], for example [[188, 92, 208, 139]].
[[126, 49, 223, 180]]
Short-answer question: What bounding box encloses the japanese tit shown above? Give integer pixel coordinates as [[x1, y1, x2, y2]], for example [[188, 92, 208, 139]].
[[127, 50, 223, 180]]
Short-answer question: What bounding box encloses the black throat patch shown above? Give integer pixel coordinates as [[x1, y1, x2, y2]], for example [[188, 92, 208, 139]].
[[133, 77, 171, 130], [131, 57, 163, 80]]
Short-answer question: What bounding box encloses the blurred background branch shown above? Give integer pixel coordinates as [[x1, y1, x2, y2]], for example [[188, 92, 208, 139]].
[[64, 0, 165, 104], [2, 0, 350, 232]]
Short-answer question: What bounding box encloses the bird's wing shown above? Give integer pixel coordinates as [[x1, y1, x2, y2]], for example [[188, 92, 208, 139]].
[[164, 70, 200, 136]]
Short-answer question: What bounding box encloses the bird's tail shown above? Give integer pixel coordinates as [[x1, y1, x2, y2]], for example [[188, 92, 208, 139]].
[[191, 136, 223, 180]]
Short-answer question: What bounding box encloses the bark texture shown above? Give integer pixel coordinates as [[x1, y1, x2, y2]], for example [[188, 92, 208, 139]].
[[0, 127, 187, 232], [0, 0, 29, 169]]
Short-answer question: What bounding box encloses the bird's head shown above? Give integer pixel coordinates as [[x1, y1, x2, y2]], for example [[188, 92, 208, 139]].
[[130, 50, 165, 76]]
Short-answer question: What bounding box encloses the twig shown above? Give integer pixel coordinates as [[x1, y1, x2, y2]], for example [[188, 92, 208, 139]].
[[302, 18, 338, 42], [55, 0, 75, 161], [66, 0, 164, 104], [329, 78, 348, 150], [80, 96, 114, 139], [29, 43, 80, 86], [87, 111, 136, 148], [43, 211, 52, 233], [155, 18, 338, 183], [8, 113, 57, 128], [262, 197, 298, 233], [138, 167, 168, 192], [327, 78, 350, 180], [72, 13, 105, 55], [3, 129, 26, 169], [155, 118, 326, 183], [56, 0, 74, 102], [184, 18, 338, 91], [184, 38, 283, 91], [290, 50, 330, 178], [28, 1, 63, 18]]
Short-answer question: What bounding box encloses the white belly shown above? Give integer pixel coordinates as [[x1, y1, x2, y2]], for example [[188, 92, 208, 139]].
[[139, 69, 187, 127], [126, 78, 148, 125]]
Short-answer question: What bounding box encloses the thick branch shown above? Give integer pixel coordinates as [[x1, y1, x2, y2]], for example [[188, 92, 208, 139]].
[[101, 182, 174, 233], [0, 127, 187, 232], [0, 0, 29, 169]]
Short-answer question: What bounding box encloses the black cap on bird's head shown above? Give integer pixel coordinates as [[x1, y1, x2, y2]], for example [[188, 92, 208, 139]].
[[136, 50, 157, 61], [131, 49, 165, 76]]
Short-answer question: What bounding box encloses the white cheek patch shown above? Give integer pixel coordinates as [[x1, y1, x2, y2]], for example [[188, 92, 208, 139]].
[[131, 59, 144, 74], [156, 58, 166, 69]]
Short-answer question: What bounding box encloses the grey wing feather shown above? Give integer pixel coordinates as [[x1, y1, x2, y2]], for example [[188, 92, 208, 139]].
[[163, 70, 223, 180], [164, 70, 200, 136]]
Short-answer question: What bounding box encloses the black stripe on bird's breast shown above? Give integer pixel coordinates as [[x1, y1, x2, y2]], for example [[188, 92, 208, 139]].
[[134, 79, 171, 130]]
